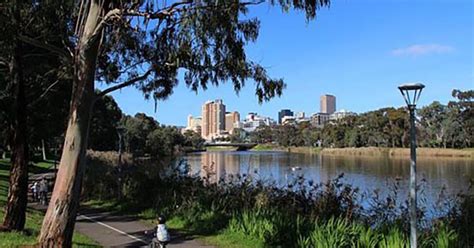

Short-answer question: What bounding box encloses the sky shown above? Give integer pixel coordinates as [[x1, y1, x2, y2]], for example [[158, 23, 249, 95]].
[[101, 0, 473, 126]]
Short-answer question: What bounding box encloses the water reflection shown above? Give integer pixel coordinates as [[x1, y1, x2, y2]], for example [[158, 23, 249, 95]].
[[184, 151, 474, 205]]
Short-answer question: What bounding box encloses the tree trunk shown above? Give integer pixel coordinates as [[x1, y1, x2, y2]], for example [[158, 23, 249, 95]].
[[2, 1, 29, 232], [41, 139, 47, 161], [38, 2, 102, 246]]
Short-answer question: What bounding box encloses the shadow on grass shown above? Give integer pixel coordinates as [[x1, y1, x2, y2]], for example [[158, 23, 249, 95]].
[[0, 160, 52, 176]]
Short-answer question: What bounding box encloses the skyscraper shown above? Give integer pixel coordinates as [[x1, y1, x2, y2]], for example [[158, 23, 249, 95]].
[[225, 111, 240, 133], [278, 109, 294, 124], [201, 99, 226, 140], [320, 94, 336, 114], [186, 115, 202, 134]]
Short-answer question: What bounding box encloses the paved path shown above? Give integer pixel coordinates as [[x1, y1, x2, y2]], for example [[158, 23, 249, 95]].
[[30, 203, 214, 247], [29, 172, 215, 247], [75, 208, 215, 247]]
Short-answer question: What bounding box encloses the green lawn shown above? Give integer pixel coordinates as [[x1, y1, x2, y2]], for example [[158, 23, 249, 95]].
[[0, 159, 100, 247]]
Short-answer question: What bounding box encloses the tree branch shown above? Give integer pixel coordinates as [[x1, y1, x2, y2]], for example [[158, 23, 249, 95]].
[[90, 8, 122, 41], [97, 69, 153, 97], [19, 35, 71, 61], [122, 0, 264, 23], [28, 79, 61, 107], [123, 0, 192, 19]]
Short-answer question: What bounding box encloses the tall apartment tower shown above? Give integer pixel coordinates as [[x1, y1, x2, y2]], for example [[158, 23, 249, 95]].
[[201, 99, 226, 140], [225, 111, 240, 133], [320, 94, 336, 114]]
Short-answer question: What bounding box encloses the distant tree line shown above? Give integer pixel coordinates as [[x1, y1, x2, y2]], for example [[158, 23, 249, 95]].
[[71, 93, 205, 157], [248, 90, 473, 149], [0, 92, 204, 159]]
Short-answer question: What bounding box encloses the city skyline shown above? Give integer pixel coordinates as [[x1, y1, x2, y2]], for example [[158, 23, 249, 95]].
[[101, 0, 472, 126], [188, 95, 332, 129]]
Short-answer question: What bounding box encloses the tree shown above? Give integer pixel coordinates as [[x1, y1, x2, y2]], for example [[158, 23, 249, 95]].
[[25, 1, 330, 245], [449, 89, 473, 147], [146, 125, 184, 157], [0, 1, 72, 231], [121, 113, 158, 155], [183, 130, 205, 149], [89, 94, 123, 151], [419, 101, 448, 148], [0, 1, 29, 231]]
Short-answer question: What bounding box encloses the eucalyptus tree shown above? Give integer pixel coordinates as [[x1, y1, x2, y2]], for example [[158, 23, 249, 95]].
[[21, 0, 330, 245], [0, 1, 29, 232], [0, 0, 72, 231], [449, 89, 473, 147]]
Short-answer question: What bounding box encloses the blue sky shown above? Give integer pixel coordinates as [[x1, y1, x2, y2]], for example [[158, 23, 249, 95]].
[[102, 0, 473, 126]]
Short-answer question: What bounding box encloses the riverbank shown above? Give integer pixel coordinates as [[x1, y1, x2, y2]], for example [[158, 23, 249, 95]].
[[251, 144, 474, 158], [82, 170, 473, 248]]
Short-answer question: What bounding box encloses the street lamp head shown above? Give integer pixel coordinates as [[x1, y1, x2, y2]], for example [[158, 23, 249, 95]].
[[398, 83, 425, 109]]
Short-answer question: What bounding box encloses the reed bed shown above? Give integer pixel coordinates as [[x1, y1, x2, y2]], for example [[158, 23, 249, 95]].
[[321, 147, 473, 158]]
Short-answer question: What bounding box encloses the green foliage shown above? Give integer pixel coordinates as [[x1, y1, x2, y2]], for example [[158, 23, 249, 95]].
[[118, 112, 203, 157], [307, 218, 353, 247], [420, 223, 458, 248], [89, 94, 123, 151], [228, 210, 277, 243], [0, 1, 72, 156], [379, 228, 407, 248], [93, 0, 331, 104]]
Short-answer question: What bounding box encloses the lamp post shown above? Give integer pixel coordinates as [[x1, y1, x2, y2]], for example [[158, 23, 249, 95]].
[[398, 83, 425, 248]]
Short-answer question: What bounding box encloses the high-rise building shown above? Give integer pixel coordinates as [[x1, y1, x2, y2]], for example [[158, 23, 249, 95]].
[[278, 109, 294, 124], [310, 113, 331, 127], [225, 111, 240, 133], [242, 113, 276, 132], [330, 109, 356, 121], [320, 94, 336, 114], [201, 99, 226, 140], [185, 115, 202, 134]]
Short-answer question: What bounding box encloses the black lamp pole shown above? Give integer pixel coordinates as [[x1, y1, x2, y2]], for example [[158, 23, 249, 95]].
[[398, 83, 425, 248]]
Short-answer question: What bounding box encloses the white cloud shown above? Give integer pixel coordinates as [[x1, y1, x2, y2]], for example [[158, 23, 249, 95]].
[[391, 44, 455, 57]]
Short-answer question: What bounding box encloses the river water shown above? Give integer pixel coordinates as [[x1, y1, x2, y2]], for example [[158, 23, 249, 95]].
[[183, 151, 474, 209]]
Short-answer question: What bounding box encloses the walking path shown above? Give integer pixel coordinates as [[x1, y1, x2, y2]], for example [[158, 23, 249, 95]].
[[29, 171, 215, 247], [30, 202, 215, 247]]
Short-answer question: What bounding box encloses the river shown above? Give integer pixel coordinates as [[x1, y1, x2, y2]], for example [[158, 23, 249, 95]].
[[183, 151, 474, 209]]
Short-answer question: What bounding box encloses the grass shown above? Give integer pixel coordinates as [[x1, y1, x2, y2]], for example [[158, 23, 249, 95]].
[[0, 159, 100, 247], [201, 230, 265, 248]]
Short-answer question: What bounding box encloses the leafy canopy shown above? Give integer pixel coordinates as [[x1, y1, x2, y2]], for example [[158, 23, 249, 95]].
[[90, 0, 330, 102]]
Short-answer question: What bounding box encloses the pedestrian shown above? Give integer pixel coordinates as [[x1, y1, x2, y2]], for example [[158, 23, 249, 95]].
[[39, 177, 48, 205], [31, 181, 39, 202], [152, 215, 170, 248]]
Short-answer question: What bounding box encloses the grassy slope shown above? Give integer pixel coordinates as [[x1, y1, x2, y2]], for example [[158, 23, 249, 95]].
[[0, 159, 99, 248]]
